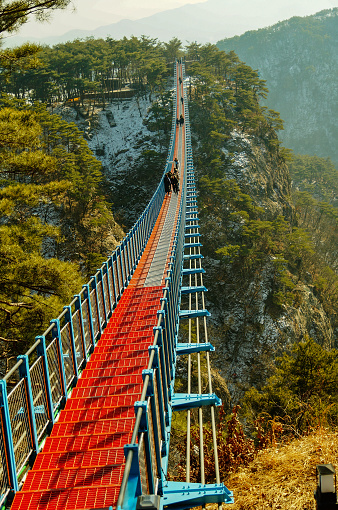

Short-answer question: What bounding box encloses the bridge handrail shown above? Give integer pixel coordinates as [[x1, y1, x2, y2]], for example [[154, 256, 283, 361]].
[[0, 67, 178, 505]]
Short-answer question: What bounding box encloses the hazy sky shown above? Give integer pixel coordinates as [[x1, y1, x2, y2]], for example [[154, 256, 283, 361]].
[[14, 0, 338, 38], [17, 0, 203, 36]]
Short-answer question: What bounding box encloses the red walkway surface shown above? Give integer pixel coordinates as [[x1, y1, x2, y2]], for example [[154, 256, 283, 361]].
[[11, 158, 180, 510], [11, 200, 173, 510]]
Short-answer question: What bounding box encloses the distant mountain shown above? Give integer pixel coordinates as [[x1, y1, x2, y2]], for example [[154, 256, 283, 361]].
[[5, 0, 337, 47], [217, 8, 338, 166]]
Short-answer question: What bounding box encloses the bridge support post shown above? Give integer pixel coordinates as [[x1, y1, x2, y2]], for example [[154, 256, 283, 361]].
[[121, 444, 142, 510], [161, 481, 234, 509]]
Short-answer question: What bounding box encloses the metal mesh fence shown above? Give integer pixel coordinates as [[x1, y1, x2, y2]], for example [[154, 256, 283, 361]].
[[108, 265, 115, 307], [60, 323, 75, 390], [153, 371, 163, 445], [29, 357, 49, 441], [90, 289, 99, 339], [46, 338, 63, 411], [138, 434, 149, 495], [121, 248, 127, 287], [0, 414, 9, 505], [81, 298, 92, 354], [147, 401, 158, 483], [7, 380, 32, 474], [97, 281, 105, 327], [72, 309, 85, 371], [103, 273, 110, 316], [116, 255, 123, 293], [113, 259, 120, 300]]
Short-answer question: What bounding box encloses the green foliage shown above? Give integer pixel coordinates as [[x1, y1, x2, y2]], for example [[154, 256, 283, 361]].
[[242, 337, 338, 435], [0, 99, 124, 363], [2, 36, 170, 104]]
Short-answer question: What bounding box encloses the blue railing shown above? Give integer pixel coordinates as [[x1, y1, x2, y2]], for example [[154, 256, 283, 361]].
[[0, 65, 179, 507]]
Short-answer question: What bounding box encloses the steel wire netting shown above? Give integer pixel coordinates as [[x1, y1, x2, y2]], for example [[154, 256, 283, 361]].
[[97, 280, 105, 327], [29, 357, 49, 441], [7, 380, 32, 474], [81, 298, 92, 354], [147, 401, 158, 484], [153, 371, 163, 447], [0, 413, 9, 504], [102, 272, 110, 315], [45, 339, 63, 412], [90, 289, 99, 339], [138, 433, 149, 495], [60, 323, 75, 389], [72, 308, 85, 370]]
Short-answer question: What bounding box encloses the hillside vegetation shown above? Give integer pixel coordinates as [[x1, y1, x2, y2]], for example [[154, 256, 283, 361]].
[[217, 8, 338, 167]]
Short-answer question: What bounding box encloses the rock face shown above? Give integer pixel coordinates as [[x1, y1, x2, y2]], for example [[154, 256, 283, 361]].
[[217, 8, 338, 167], [199, 129, 335, 398], [224, 131, 292, 219]]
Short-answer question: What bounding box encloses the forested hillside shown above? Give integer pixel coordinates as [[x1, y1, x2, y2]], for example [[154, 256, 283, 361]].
[[217, 8, 338, 167]]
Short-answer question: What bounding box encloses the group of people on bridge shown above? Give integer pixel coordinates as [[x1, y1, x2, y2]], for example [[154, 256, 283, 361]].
[[164, 157, 180, 195], [176, 114, 184, 127]]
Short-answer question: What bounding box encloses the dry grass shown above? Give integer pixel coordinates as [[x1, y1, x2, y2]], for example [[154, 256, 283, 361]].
[[220, 429, 338, 510]]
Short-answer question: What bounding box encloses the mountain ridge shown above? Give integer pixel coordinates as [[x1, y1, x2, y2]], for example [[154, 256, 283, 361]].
[[4, 0, 337, 47], [217, 8, 338, 166]]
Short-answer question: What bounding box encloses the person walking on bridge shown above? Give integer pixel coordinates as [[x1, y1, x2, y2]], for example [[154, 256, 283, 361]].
[[169, 168, 179, 194], [179, 114, 184, 126], [164, 172, 172, 196]]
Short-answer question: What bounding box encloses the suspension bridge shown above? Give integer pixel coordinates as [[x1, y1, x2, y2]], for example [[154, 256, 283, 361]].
[[0, 62, 234, 510]]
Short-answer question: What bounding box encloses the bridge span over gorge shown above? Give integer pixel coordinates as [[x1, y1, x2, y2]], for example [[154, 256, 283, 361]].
[[0, 62, 233, 510]]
